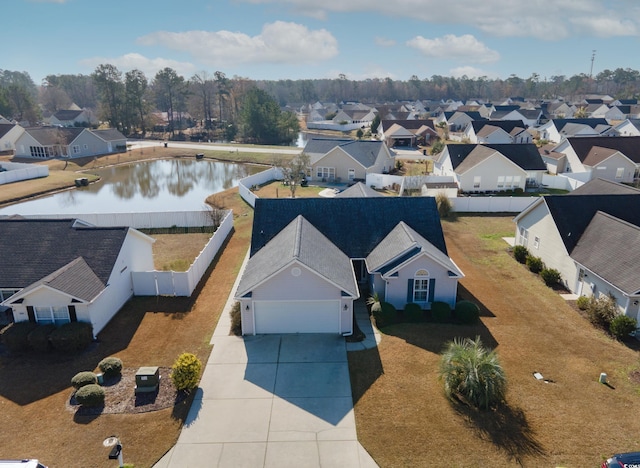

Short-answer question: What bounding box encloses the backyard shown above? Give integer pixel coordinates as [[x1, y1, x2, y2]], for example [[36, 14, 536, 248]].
[[349, 215, 640, 467]]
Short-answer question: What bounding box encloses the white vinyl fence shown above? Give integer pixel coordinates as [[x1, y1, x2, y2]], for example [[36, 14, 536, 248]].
[[541, 173, 587, 191], [238, 167, 282, 207], [0, 162, 48, 185], [451, 197, 537, 213], [132, 210, 234, 296]]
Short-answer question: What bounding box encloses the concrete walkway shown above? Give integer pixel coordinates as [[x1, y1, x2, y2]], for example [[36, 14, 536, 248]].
[[155, 254, 380, 467]]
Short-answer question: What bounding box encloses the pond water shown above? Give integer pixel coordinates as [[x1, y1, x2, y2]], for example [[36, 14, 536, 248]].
[[0, 158, 263, 216]]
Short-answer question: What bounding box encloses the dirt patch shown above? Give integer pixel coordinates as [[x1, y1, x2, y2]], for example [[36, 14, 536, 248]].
[[66, 367, 188, 416]]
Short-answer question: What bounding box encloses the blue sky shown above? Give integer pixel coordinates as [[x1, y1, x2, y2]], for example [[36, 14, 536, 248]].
[[7, 0, 640, 85]]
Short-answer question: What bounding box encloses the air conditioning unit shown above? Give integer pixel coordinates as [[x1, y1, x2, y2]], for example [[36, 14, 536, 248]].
[[134, 366, 160, 394]]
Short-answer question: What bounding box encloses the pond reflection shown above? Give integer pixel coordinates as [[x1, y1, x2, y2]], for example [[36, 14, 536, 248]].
[[0, 159, 262, 215]]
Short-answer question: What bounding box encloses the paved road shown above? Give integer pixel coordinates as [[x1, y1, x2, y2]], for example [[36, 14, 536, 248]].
[[128, 139, 302, 155]]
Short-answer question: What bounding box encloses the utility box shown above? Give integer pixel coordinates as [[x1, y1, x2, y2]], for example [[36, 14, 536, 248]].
[[135, 366, 160, 394]]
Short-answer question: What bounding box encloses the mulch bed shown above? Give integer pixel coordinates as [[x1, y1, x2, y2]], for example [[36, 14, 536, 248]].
[[66, 367, 188, 416]]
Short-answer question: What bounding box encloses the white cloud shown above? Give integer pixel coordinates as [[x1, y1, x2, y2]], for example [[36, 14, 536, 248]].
[[137, 21, 338, 66], [407, 34, 499, 63], [374, 37, 396, 47], [449, 66, 498, 79], [79, 53, 196, 79], [240, 0, 640, 39]]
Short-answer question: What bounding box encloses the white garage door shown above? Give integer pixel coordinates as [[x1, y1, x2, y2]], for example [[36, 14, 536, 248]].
[[253, 300, 341, 334]]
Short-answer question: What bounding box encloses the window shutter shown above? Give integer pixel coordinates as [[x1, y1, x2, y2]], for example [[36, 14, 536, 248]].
[[428, 278, 436, 302], [27, 306, 35, 323], [407, 279, 414, 303], [68, 305, 77, 322]]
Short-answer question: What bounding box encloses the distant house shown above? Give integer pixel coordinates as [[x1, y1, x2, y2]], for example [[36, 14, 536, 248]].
[[514, 187, 640, 321], [614, 119, 640, 136], [302, 138, 395, 183], [464, 120, 531, 144], [48, 109, 93, 127], [14, 127, 127, 159], [1, 219, 155, 337], [234, 197, 463, 334], [553, 136, 640, 183], [334, 182, 383, 198], [378, 119, 437, 147], [536, 118, 613, 143], [0, 123, 25, 153], [433, 143, 546, 192], [435, 111, 485, 132], [490, 108, 542, 127]]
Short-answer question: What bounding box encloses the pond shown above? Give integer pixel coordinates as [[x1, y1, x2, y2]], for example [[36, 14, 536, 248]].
[[0, 158, 264, 215]]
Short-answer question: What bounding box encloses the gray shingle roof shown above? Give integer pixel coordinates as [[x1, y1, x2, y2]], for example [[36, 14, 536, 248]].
[[303, 138, 353, 156], [0, 123, 18, 139], [236, 215, 358, 298], [570, 178, 640, 195], [0, 219, 128, 288], [571, 212, 640, 295], [92, 129, 126, 141], [24, 127, 84, 145], [567, 136, 640, 164], [448, 143, 546, 172], [335, 182, 383, 198], [53, 110, 83, 121]]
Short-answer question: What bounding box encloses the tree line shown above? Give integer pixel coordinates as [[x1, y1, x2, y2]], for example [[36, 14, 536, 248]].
[[2, 66, 640, 143]]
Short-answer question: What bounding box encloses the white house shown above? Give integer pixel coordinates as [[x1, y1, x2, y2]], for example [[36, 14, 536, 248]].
[[536, 118, 611, 143], [0, 123, 24, 153], [14, 127, 127, 159]]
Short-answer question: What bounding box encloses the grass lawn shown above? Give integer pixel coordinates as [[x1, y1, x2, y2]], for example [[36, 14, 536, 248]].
[[253, 180, 325, 198], [349, 215, 640, 467], [152, 232, 212, 271]]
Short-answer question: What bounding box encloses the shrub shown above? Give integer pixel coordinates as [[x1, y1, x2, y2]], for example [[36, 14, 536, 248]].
[[512, 245, 529, 264], [98, 357, 123, 378], [610, 315, 638, 340], [372, 301, 397, 328], [540, 268, 561, 287], [526, 255, 544, 274], [74, 383, 105, 407], [49, 322, 93, 352], [586, 295, 617, 329], [27, 324, 56, 352], [431, 301, 452, 323], [403, 303, 423, 322], [230, 301, 242, 336], [576, 295, 590, 310], [1, 322, 37, 352], [71, 371, 98, 389], [436, 192, 453, 219], [455, 300, 480, 324], [171, 352, 202, 392]]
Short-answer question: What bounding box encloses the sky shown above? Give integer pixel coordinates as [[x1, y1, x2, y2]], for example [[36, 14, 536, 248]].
[[6, 0, 640, 85]]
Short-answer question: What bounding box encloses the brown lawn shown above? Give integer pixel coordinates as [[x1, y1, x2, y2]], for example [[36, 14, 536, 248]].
[[152, 232, 212, 271], [349, 215, 640, 467]]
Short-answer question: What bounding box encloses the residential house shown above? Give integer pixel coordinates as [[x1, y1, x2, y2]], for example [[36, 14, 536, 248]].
[[433, 143, 546, 192], [235, 197, 463, 334], [490, 108, 542, 127], [464, 120, 531, 144], [1, 219, 155, 337], [546, 102, 575, 119], [514, 187, 640, 321], [335, 182, 383, 198], [536, 118, 612, 143], [303, 138, 395, 183], [14, 127, 127, 159], [0, 123, 25, 153], [614, 119, 640, 136], [378, 119, 437, 147], [48, 109, 93, 127], [553, 136, 640, 183], [434, 111, 485, 132], [538, 144, 568, 174]]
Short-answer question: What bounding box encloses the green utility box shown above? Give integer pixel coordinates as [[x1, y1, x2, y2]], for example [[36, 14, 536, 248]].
[[135, 366, 160, 394]]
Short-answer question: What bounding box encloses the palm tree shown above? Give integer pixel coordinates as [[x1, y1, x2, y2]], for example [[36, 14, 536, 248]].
[[439, 336, 506, 410]]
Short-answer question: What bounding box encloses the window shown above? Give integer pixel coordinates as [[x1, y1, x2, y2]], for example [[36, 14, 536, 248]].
[[505, 176, 513, 188], [616, 168, 624, 179], [316, 167, 335, 180], [348, 168, 355, 180], [0, 289, 19, 302], [513, 176, 521, 188], [34, 306, 70, 325], [73, 145, 80, 154], [83, 144, 88, 150], [533, 236, 540, 249], [519, 227, 529, 246], [497, 176, 505, 189], [473, 176, 481, 189], [413, 269, 429, 302]]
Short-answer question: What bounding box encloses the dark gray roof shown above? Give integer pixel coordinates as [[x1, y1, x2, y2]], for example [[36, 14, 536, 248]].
[[303, 138, 353, 155], [381, 120, 435, 132], [571, 212, 640, 295], [552, 118, 609, 132], [0, 123, 18, 139], [471, 120, 525, 134], [446, 143, 546, 171], [0, 219, 128, 288], [567, 136, 640, 164], [544, 194, 640, 253], [366, 222, 462, 277], [53, 109, 83, 121], [24, 127, 84, 145], [92, 128, 127, 141], [237, 215, 358, 298], [16, 257, 105, 302], [251, 197, 448, 259], [570, 178, 640, 195], [335, 182, 383, 198]]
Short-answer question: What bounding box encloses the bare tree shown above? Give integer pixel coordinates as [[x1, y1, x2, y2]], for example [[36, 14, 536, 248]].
[[274, 153, 310, 198]]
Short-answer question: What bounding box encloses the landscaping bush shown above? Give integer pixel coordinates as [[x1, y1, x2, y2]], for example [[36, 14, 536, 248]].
[[27, 324, 56, 352], [71, 371, 98, 389], [576, 295, 590, 310], [49, 322, 93, 352], [455, 300, 480, 324], [403, 303, 423, 322], [512, 245, 529, 264], [436, 192, 453, 219], [1, 322, 37, 352], [586, 295, 617, 329], [371, 301, 397, 328], [431, 301, 452, 323], [610, 315, 638, 340], [540, 268, 561, 287], [98, 357, 123, 378], [526, 255, 544, 274], [171, 352, 202, 392], [230, 301, 242, 336], [74, 383, 105, 407]]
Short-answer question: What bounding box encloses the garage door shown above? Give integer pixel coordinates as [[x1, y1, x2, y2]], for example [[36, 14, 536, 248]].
[[253, 300, 341, 334]]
